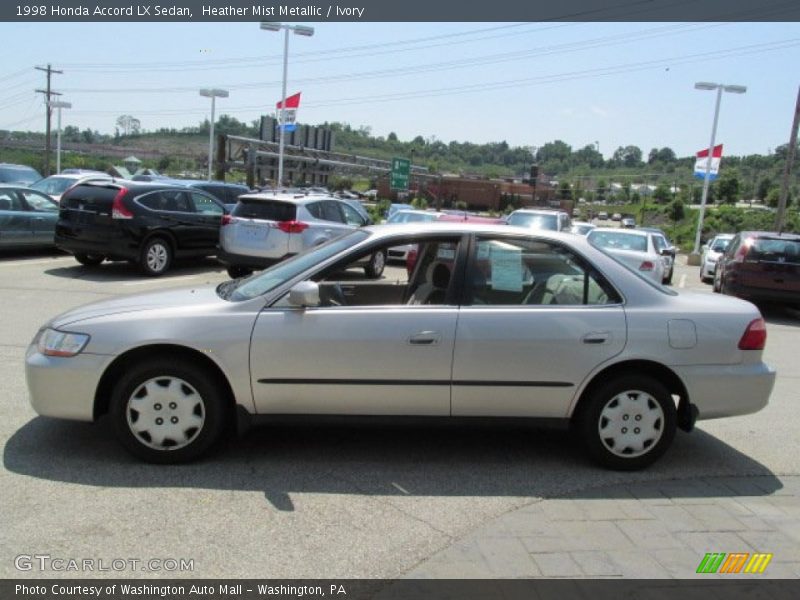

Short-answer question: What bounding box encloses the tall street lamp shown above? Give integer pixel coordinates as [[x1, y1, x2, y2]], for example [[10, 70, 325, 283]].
[[48, 100, 72, 174], [260, 22, 314, 186], [199, 88, 229, 181], [689, 82, 747, 262]]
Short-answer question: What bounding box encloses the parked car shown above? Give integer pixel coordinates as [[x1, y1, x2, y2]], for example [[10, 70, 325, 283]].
[[131, 176, 250, 211], [639, 227, 677, 284], [0, 163, 42, 186], [621, 217, 636, 229], [30, 171, 112, 202], [55, 180, 227, 276], [570, 221, 596, 236], [385, 209, 444, 262], [386, 203, 414, 220], [597, 211, 609, 221], [0, 184, 60, 248], [26, 223, 775, 468], [217, 192, 384, 279], [587, 228, 666, 284], [714, 231, 800, 307], [507, 208, 571, 232], [611, 213, 623, 221], [700, 233, 735, 283]]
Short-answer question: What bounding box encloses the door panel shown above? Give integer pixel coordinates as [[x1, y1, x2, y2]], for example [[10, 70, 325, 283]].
[[250, 307, 458, 416]]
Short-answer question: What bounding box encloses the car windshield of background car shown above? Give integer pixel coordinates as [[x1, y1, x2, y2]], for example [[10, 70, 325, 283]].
[[228, 230, 370, 301], [712, 238, 732, 252]]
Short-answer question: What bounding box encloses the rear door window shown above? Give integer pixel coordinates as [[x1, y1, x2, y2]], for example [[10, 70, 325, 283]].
[[320, 201, 345, 224], [232, 199, 296, 222], [191, 193, 224, 215]]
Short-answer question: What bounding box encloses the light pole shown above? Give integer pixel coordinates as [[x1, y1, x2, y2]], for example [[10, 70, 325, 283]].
[[199, 88, 229, 181], [260, 22, 314, 186], [48, 100, 71, 174], [689, 82, 747, 263]]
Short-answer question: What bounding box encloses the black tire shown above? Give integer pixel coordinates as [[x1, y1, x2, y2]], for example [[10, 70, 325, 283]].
[[364, 250, 387, 279], [74, 253, 105, 266], [576, 375, 677, 470], [139, 237, 173, 276], [226, 265, 253, 279], [663, 269, 673, 285], [109, 358, 228, 464]]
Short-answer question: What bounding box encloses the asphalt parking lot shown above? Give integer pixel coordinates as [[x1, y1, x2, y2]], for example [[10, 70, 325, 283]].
[[1, 250, 798, 579]]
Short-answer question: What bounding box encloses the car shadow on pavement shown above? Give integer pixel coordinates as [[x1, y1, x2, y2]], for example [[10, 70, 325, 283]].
[[758, 303, 800, 326], [3, 417, 782, 512], [43, 258, 227, 282]]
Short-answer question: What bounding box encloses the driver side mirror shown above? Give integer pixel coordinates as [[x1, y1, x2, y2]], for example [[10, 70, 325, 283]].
[[288, 281, 320, 307]]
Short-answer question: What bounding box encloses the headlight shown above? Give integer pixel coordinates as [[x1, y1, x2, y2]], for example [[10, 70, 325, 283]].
[[36, 328, 90, 357]]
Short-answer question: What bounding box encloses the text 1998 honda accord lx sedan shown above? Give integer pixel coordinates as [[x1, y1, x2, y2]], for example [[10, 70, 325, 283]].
[[26, 223, 776, 469]]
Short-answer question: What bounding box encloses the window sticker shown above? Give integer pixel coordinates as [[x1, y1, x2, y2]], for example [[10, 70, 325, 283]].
[[490, 246, 523, 292]]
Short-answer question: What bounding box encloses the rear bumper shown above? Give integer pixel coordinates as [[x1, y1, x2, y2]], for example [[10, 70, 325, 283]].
[[673, 362, 776, 420], [55, 232, 137, 261], [724, 281, 800, 304]]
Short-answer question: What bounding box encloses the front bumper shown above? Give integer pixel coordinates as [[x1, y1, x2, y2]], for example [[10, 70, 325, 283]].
[[25, 346, 112, 422], [673, 361, 776, 420]]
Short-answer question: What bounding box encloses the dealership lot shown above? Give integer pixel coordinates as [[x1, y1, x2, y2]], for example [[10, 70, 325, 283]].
[[1, 251, 799, 578]]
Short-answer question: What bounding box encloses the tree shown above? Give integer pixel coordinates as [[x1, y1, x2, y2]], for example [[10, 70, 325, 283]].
[[557, 180, 572, 201], [116, 115, 141, 136], [537, 140, 572, 163], [668, 199, 685, 221], [648, 147, 676, 164], [595, 178, 608, 202], [716, 169, 741, 204], [653, 183, 671, 204], [756, 177, 773, 203], [612, 145, 643, 167], [387, 132, 398, 142]]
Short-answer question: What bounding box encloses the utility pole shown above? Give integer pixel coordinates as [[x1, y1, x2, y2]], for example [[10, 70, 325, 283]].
[[775, 85, 800, 234], [35, 64, 63, 176]]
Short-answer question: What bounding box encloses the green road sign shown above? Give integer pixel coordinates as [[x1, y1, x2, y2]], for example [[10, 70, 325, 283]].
[[390, 157, 411, 190]]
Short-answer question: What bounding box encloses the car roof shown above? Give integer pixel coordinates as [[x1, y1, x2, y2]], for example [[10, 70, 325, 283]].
[[591, 227, 649, 237], [510, 208, 567, 215], [237, 192, 339, 205], [738, 230, 800, 240]]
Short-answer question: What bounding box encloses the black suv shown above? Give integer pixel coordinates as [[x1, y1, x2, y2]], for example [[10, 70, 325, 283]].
[[56, 180, 227, 276], [131, 176, 250, 210]]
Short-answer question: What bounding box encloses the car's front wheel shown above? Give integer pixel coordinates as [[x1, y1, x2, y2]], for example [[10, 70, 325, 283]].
[[139, 237, 173, 276], [577, 375, 677, 470], [364, 250, 386, 279], [74, 253, 105, 266], [110, 358, 228, 463], [226, 265, 253, 279]]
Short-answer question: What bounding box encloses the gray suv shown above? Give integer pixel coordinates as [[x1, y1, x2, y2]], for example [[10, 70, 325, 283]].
[[218, 193, 385, 279]]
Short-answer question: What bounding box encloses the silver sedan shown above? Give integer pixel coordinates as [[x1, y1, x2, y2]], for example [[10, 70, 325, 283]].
[[26, 223, 775, 469]]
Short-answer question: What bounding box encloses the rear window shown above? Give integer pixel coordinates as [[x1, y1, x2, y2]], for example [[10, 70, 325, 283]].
[[232, 198, 296, 221], [0, 165, 41, 185], [61, 184, 120, 212], [748, 237, 800, 264], [588, 231, 648, 252], [507, 212, 558, 231]]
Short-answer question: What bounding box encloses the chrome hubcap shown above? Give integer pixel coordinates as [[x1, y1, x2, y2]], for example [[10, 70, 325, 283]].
[[126, 377, 205, 451], [598, 390, 664, 458], [372, 252, 385, 272], [146, 243, 168, 272]]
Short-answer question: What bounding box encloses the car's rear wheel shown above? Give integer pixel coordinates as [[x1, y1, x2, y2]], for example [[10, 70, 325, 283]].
[[364, 250, 386, 279], [139, 237, 173, 276], [577, 375, 676, 470], [110, 358, 227, 463], [226, 265, 253, 279], [74, 253, 104, 266]]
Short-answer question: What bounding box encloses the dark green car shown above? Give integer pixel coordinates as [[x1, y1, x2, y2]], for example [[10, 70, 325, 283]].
[[0, 184, 60, 249]]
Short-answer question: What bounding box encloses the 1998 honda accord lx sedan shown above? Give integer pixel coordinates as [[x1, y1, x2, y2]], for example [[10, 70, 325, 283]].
[[26, 223, 776, 469]]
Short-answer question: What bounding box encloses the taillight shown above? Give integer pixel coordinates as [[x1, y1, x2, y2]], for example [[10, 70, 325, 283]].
[[733, 239, 752, 262], [111, 188, 132, 219], [639, 261, 655, 271], [738, 318, 767, 350], [276, 220, 308, 234], [221, 214, 233, 226]]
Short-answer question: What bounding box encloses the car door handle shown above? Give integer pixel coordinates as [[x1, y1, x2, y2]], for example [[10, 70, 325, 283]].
[[408, 331, 441, 346], [582, 332, 611, 345]]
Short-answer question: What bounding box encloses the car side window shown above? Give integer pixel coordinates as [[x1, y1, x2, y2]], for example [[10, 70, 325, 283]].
[[466, 237, 618, 306], [321, 201, 345, 224], [340, 202, 366, 226], [21, 190, 58, 212], [305, 202, 324, 219], [191, 193, 223, 215], [0, 190, 23, 211]]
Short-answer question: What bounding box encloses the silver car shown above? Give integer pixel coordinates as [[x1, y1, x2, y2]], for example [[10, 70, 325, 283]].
[[587, 228, 666, 284], [217, 192, 384, 279], [26, 223, 775, 469]]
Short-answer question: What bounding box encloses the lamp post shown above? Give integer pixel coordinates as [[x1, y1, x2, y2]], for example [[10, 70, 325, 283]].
[[689, 82, 747, 264], [260, 22, 314, 186], [48, 100, 71, 174], [199, 88, 229, 181]]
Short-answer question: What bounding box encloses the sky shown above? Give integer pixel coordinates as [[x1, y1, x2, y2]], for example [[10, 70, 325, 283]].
[[0, 20, 799, 159]]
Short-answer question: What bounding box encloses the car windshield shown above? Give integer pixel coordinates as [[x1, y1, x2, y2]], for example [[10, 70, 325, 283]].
[[224, 230, 370, 301], [588, 231, 648, 252], [507, 212, 558, 230], [711, 238, 731, 252], [30, 177, 78, 195]]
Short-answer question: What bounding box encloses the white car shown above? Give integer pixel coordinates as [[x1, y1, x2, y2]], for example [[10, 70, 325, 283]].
[[701, 234, 735, 283], [587, 228, 666, 284], [570, 221, 596, 236], [507, 208, 572, 232], [27, 223, 775, 470], [29, 171, 112, 202], [385, 209, 443, 261]]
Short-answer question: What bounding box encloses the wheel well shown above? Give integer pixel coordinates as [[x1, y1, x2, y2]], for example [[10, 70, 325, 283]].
[[94, 345, 236, 424], [573, 360, 693, 430], [142, 231, 176, 253]]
